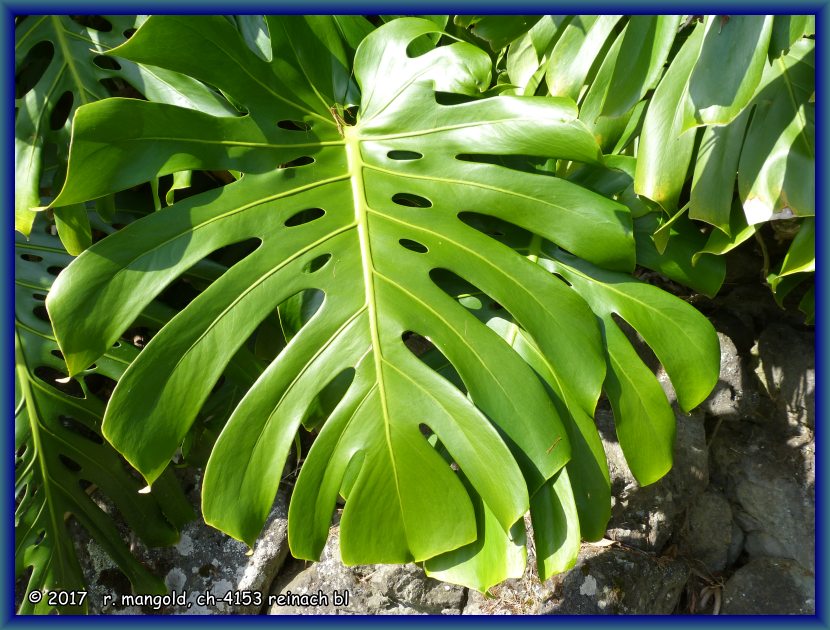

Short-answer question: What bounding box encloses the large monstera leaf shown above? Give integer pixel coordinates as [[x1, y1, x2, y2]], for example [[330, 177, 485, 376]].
[[46, 16, 716, 589], [15, 219, 193, 613]]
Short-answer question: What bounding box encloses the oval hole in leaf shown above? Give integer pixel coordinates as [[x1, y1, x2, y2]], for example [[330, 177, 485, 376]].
[[20, 253, 43, 262], [59, 454, 82, 473], [32, 293, 47, 301], [85, 373, 117, 403], [285, 207, 324, 227], [392, 193, 432, 208], [46, 265, 64, 276], [33, 306, 50, 324], [401, 329, 465, 393], [279, 156, 315, 169], [435, 91, 479, 106], [207, 237, 262, 268], [49, 90, 74, 131], [59, 415, 104, 445], [458, 212, 531, 245], [34, 530, 46, 546], [402, 330, 433, 356], [78, 479, 93, 491], [399, 239, 428, 254], [123, 27, 137, 38], [92, 55, 121, 70], [277, 119, 311, 131], [15, 41, 54, 98], [303, 253, 331, 273], [50, 349, 64, 360], [34, 367, 84, 398], [387, 150, 423, 161]]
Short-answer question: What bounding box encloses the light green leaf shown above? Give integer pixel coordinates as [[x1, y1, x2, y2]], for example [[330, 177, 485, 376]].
[[546, 248, 720, 414], [635, 213, 726, 298], [531, 468, 581, 579], [14, 14, 236, 240], [692, 203, 757, 264], [769, 218, 815, 292], [425, 476, 527, 593], [739, 39, 814, 224], [545, 15, 623, 102], [682, 16, 773, 130], [634, 21, 704, 211], [53, 204, 91, 255], [47, 17, 635, 574], [601, 15, 682, 118]]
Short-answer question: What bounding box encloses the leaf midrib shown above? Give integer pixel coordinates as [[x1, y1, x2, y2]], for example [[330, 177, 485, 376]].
[[14, 329, 73, 593], [344, 126, 405, 529]]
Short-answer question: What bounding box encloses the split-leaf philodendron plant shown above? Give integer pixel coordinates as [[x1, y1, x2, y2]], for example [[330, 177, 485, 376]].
[[22, 15, 728, 599]]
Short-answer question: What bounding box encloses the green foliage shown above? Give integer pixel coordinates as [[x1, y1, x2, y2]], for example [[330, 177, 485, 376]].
[[16, 13, 812, 609], [500, 14, 815, 316], [15, 217, 193, 614], [42, 16, 720, 593]]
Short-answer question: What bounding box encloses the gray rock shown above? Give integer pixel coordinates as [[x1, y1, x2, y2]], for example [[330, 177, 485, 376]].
[[726, 521, 745, 567], [678, 490, 733, 573], [701, 332, 759, 419], [269, 519, 465, 615], [541, 544, 689, 614], [710, 422, 814, 573], [601, 408, 708, 552], [79, 472, 290, 615], [721, 557, 815, 615]]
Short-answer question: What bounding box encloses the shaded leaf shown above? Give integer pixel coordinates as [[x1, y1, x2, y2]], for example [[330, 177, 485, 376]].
[[545, 15, 622, 102], [682, 16, 773, 130], [15, 218, 192, 614], [601, 15, 681, 118], [739, 39, 814, 223], [634, 21, 704, 211]]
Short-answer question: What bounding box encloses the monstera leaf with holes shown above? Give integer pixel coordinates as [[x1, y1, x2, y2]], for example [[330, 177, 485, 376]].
[[15, 218, 193, 614], [14, 14, 238, 251], [46, 16, 719, 591]]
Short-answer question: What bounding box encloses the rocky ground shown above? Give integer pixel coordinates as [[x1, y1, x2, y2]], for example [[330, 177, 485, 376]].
[[66, 281, 816, 616]]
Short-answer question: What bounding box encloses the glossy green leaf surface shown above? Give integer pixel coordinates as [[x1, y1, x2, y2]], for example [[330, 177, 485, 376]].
[[542, 248, 720, 480], [600, 15, 681, 118], [690, 110, 750, 234], [739, 39, 814, 224], [14, 15, 235, 239], [47, 17, 640, 577], [545, 15, 622, 102], [682, 16, 773, 130], [15, 220, 192, 614], [634, 22, 704, 211], [768, 218, 815, 292]]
